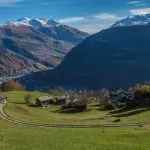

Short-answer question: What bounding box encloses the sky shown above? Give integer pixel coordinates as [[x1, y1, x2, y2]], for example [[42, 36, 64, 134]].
[[0, 0, 150, 33]]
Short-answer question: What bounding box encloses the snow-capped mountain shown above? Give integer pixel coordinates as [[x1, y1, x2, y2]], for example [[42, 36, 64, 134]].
[[0, 17, 89, 78], [112, 14, 150, 28], [4, 17, 89, 44], [5, 17, 60, 28]]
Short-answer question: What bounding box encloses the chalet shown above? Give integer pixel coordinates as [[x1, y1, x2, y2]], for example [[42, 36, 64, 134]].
[[109, 92, 136, 107], [55, 96, 69, 105], [72, 99, 87, 111], [36, 96, 53, 107], [0, 93, 7, 104]]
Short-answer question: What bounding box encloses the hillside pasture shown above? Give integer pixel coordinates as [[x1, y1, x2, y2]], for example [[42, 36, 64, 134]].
[[3, 91, 150, 125]]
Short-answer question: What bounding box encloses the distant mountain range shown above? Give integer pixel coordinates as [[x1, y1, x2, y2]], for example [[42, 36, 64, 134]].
[[21, 24, 150, 90], [0, 17, 89, 77], [112, 14, 150, 27]]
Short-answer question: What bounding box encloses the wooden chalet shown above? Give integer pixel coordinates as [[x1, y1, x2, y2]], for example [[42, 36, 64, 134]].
[[55, 96, 69, 105], [36, 96, 53, 107], [72, 99, 87, 110]]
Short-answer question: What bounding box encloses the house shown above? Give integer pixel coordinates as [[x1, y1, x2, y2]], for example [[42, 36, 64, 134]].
[[110, 92, 136, 106], [36, 96, 53, 107], [0, 93, 7, 104], [72, 99, 87, 111], [117, 92, 129, 102], [55, 96, 69, 105]]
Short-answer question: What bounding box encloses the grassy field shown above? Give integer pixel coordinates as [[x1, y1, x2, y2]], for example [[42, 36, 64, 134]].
[[4, 91, 109, 125], [0, 120, 150, 150], [3, 91, 150, 125], [0, 91, 150, 149]]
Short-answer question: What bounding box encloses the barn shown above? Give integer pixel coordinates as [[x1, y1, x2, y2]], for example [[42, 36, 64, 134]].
[[55, 96, 69, 105], [36, 96, 53, 107], [72, 99, 87, 111]]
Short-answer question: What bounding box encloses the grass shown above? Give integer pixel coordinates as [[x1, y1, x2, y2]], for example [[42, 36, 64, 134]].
[[4, 91, 109, 125], [4, 91, 150, 125], [0, 91, 150, 149], [0, 120, 150, 150]]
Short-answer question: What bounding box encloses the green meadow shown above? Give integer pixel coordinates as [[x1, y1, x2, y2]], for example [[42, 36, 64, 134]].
[[0, 120, 150, 150], [0, 91, 150, 150]]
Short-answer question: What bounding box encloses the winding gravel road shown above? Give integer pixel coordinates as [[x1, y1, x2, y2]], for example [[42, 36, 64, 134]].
[[0, 103, 149, 128]]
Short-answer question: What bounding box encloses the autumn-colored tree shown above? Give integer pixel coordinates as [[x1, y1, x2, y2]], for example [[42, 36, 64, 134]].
[[1, 80, 24, 92], [99, 88, 111, 109]]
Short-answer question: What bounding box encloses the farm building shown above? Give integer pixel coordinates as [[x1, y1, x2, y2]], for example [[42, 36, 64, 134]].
[[36, 96, 53, 107], [110, 92, 135, 102], [109, 92, 136, 107], [72, 99, 87, 111], [55, 96, 69, 104], [62, 98, 88, 112], [0, 93, 7, 104]]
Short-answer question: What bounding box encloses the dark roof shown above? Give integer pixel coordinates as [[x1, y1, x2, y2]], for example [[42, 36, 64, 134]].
[[56, 96, 68, 100], [36, 96, 53, 103], [72, 99, 87, 106]]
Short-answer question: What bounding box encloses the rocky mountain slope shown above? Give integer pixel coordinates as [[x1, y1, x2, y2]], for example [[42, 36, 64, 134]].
[[22, 25, 150, 90], [0, 18, 89, 78]]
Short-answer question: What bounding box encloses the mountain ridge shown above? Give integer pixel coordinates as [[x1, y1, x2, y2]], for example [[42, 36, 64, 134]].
[[112, 14, 150, 28], [0, 17, 89, 78], [20, 24, 150, 90]]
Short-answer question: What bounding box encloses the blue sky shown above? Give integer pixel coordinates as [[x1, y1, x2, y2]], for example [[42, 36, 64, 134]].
[[0, 0, 150, 33]]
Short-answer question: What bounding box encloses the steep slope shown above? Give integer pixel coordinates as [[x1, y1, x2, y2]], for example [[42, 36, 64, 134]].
[[22, 25, 150, 90], [0, 49, 34, 77], [0, 18, 89, 77], [6, 17, 89, 44]]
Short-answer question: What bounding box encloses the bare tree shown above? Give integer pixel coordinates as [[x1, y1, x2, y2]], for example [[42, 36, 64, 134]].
[[24, 94, 32, 104]]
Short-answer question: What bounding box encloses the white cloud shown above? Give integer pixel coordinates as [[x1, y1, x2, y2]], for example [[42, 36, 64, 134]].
[[92, 13, 122, 20], [0, 0, 23, 6], [78, 24, 103, 34], [134, 3, 146, 6], [127, 1, 143, 5], [126, 1, 146, 7], [130, 8, 150, 15], [59, 13, 124, 34], [59, 17, 85, 24]]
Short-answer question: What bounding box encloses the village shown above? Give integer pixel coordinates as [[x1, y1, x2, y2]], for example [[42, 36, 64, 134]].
[[0, 87, 146, 113], [1, 83, 150, 150]]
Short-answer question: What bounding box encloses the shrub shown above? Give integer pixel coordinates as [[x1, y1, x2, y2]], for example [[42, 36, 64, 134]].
[[128, 83, 150, 106], [1, 80, 24, 92], [24, 94, 32, 104]]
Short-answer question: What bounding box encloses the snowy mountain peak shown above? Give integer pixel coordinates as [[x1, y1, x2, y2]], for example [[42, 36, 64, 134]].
[[112, 14, 150, 28], [47, 19, 60, 26], [5, 17, 61, 28]]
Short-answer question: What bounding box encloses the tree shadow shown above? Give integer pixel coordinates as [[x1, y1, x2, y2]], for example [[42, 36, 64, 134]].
[[109, 107, 131, 114], [27, 104, 39, 107], [111, 107, 150, 117], [56, 108, 87, 114], [12, 102, 26, 105]]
